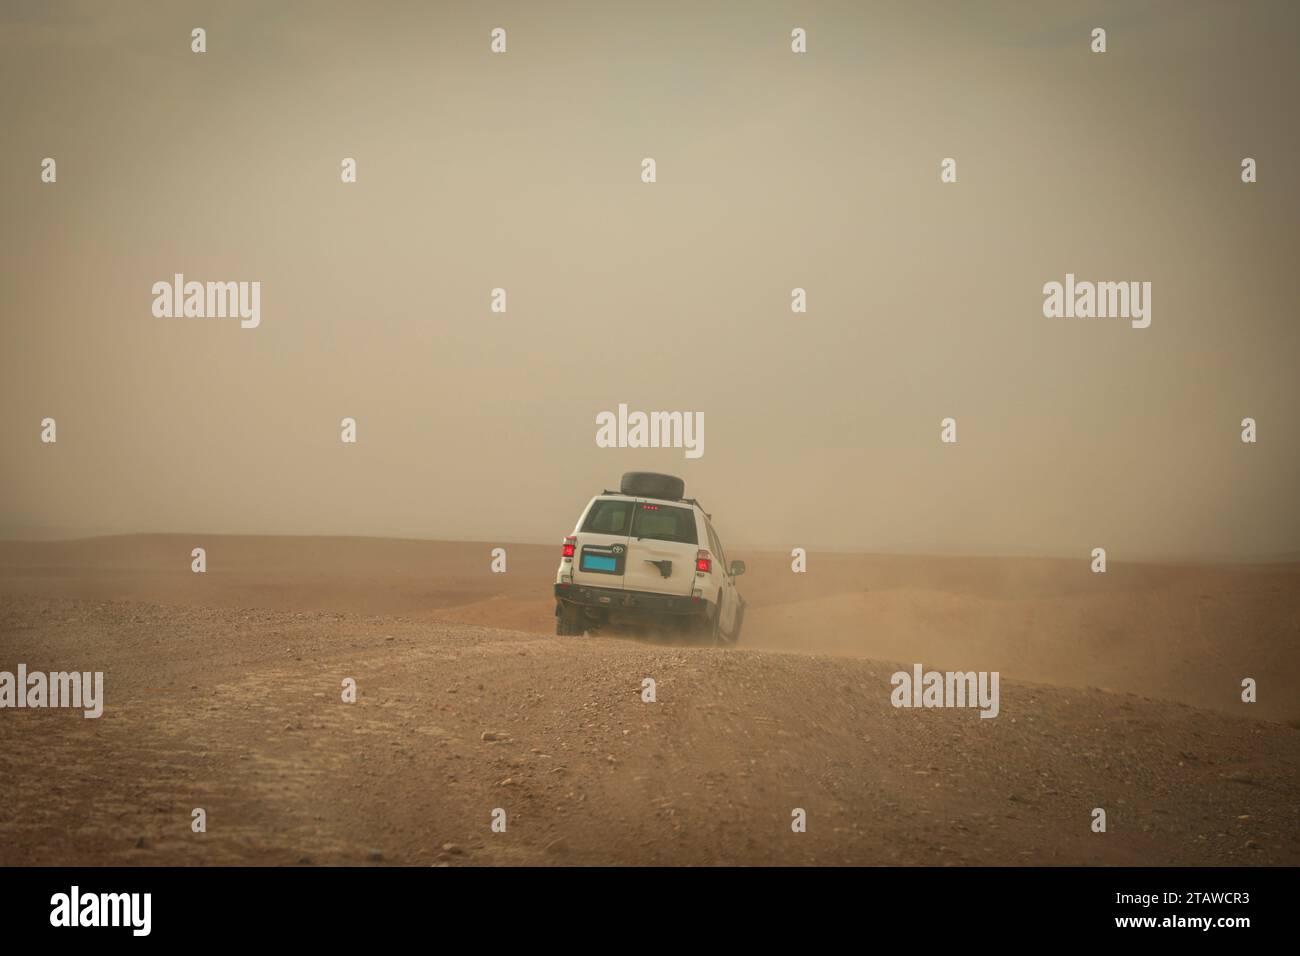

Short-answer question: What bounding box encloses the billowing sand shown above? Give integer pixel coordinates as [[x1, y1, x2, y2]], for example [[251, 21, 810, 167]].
[[3, 535, 1295, 720], [1, 535, 1296, 866]]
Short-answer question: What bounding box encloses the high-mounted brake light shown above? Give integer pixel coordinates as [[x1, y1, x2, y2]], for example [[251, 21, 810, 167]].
[[562, 536, 576, 558], [695, 549, 712, 574]]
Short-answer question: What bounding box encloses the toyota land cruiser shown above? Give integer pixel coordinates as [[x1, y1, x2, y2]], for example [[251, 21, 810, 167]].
[[554, 472, 746, 644]]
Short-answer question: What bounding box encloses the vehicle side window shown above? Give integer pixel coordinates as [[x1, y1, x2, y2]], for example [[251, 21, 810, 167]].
[[581, 499, 633, 535], [707, 522, 728, 571]]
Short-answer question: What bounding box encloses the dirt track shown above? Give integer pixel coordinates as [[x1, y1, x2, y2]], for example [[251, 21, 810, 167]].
[[1, 537, 1298, 866]]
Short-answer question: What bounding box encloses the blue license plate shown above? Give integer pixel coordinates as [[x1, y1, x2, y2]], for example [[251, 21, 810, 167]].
[[581, 553, 618, 572]]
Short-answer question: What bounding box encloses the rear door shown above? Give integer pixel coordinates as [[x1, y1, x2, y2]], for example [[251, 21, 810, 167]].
[[571, 497, 634, 589], [621, 499, 699, 596]]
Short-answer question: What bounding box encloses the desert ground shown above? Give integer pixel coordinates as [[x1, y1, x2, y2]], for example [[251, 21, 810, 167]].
[[0, 535, 1296, 866]]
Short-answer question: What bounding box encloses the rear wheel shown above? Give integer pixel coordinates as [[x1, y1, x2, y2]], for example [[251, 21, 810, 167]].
[[716, 601, 743, 646], [692, 606, 722, 646], [555, 601, 584, 636]]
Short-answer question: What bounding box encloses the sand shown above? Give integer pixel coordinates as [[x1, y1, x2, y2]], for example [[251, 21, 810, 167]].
[[0, 535, 1296, 865]]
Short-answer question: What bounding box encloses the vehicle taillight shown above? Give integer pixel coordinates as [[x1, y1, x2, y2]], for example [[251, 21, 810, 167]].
[[562, 536, 576, 558], [695, 549, 712, 574]]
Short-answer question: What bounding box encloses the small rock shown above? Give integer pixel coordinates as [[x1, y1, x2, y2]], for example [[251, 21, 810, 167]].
[[442, 843, 466, 855]]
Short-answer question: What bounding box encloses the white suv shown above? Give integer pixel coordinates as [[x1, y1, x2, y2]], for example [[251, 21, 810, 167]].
[[554, 472, 746, 644]]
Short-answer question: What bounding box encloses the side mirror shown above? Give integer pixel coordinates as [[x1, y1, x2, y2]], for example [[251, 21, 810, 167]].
[[729, 560, 746, 576]]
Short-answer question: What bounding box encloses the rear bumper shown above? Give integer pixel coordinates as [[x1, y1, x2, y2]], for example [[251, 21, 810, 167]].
[[555, 582, 705, 617]]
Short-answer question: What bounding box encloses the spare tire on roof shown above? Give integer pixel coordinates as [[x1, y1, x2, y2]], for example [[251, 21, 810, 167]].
[[620, 472, 685, 501]]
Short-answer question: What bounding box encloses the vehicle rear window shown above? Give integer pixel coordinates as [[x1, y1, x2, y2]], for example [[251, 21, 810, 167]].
[[631, 503, 697, 545], [581, 499, 634, 536]]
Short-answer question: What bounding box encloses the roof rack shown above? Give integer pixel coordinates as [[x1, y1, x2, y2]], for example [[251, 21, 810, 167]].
[[601, 489, 710, 518], [683, 497, 711, 519]]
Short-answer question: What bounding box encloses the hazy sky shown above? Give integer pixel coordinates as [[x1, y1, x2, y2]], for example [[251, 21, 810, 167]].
[[2, 0, 1298, 558]]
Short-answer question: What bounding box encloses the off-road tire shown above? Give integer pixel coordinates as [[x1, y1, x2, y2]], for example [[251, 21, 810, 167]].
[[716, 601, 744, 646], [555, 601, 584, 636], [619, 472, 685, 501]]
